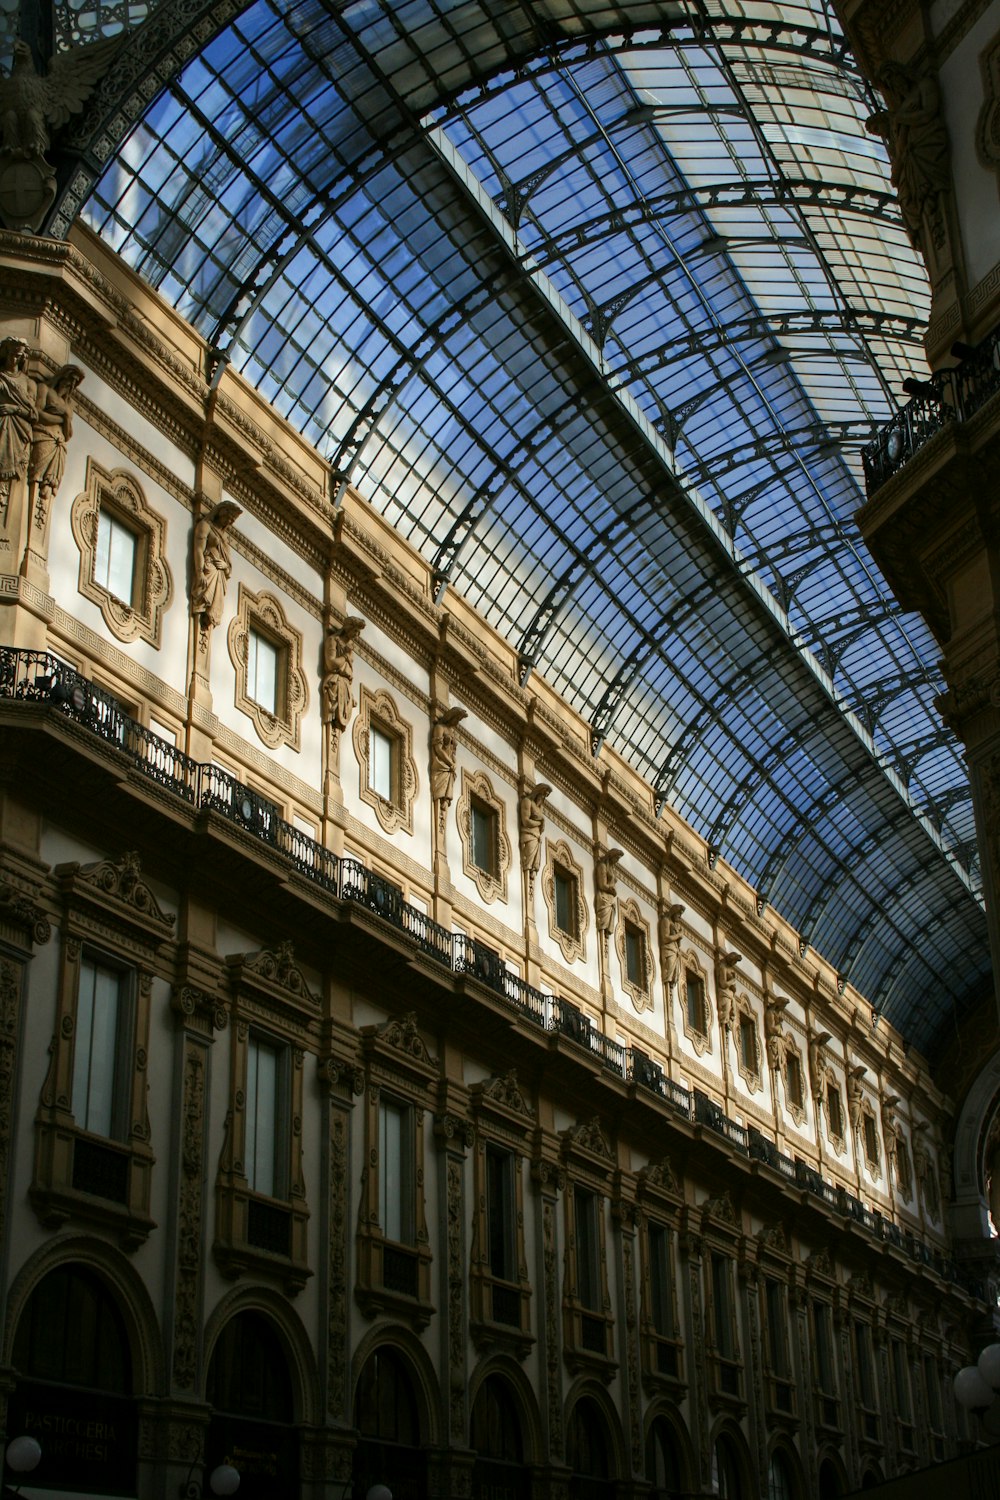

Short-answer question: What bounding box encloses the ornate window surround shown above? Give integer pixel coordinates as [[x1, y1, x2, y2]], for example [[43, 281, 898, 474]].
[[213, 943, 314, 1293], [680, 950, 712, 1056], [227, 585, 308, 751], [351, 683, 418, 836], [541, 838, 588, 965], [781, 1036, 807, 1126], [457, 769, 511, 905], [468, 1070, 535, 1358], [559, 1116, 617, 1375], [355, 1013, 436, 1329], [636, 1157, 684, 1393], [615, 897, 653, 1013], [70, 459, 172, 647], [31, 853, 172, 1248], [860, 1101, 881, 1179], [825, 1073, 846, 1155], [733, 992, 762, 1093]]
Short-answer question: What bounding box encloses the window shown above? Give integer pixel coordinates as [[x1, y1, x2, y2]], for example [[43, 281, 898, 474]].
[[471, 797, 496, 875], [687, 976, 704, 1031], [616, 898, 652, 1012], [785, 1052, 804, 1111], [813, 1302, 838, 1404], [244, 1036, 287, 1199], [862, 1110, 880, 1173], [486, 1145, 516, 1283], [891, 1340, 912, 1426], [574, 1188, 601, 1312], [765, 1278, 792, 1393], [469, 1071, 533, 1348], [625, 923, 644, 986], [739, 1013, 757, 1074], [649, 1224, 674, 1339], [94, 508, 137, 601], [353, 687, 417, 835], [71, 459, 172, 645], [369, 721, 394, 800], [896, 1138, 913, 1200], [924, 1354, 943, 1437], [827, 1080, 845, 1145], [228, 585, 308, 750], [711, 1254, 738, 1364], [379, 1096, 415, 1246], [246, 629, 280, 714], [72, 955, 129, 1138], [854, 1320, 876, 1412], [554, 865, 578, 937], [682, 956, 711, 1055]]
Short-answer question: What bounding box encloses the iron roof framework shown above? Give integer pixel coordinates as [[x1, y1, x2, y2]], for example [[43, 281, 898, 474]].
[[30, 0, 990, 1053]]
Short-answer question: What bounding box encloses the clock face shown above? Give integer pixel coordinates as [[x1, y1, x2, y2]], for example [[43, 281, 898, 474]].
[[887, 429, 903, 463]]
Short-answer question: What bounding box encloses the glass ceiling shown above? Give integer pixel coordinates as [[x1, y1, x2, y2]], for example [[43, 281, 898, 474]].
[[57, 0, 989, 1054]]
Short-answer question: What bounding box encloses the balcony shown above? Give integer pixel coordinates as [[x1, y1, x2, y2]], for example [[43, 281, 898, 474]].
[[861, 325, 999, 495]]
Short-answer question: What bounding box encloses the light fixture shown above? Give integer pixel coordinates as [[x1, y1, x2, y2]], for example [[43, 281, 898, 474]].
[[209, 1466, 240, 1497], [366, 1486, 393, 1500], [5, 1436, 41, 1474], [978, 1341, 1000, 1392], [954, 1363, 994, 1413]]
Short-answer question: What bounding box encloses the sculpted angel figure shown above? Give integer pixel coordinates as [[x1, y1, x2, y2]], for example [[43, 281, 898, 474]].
[[658, 901, 685, 989], [0, 336, 36, 499], [518, 782, 551, 881], [881, 1095, 900, 1178], [847, 1064, 867, 1136], [430, 706, 466, 829], [764, 995, 788, 1072], [715, 949, 741, 1033], [594, 847, 623, 935], [1, 38, 120, 159], [30, 363, 83, 505], [321, 616, 365, 733], [808, 1029, 831, 1107], [190, 501, 241, 632]]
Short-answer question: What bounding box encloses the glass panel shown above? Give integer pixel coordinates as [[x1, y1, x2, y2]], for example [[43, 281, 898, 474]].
[[554, 868, 576, 935], [625, 925, 644, 987], [247, 631, 279, 713], [486, 1146, 516, 1283], [72, 957, 122, 1138], [94, 511, 136, 602], [686, 976, 705, 1033], [766, 1279, 789, 1379], [379, 1097, 413, 1244], [712, 1256, 736, 1361], [370, 724, 394, 801], [648, 1224, 672, 1337], [574, 1188, 601, 1311], [245, 1036, 279, 1197], [471, 800, 495, 874]]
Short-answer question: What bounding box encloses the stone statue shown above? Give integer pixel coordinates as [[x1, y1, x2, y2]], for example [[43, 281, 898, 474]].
[[882, 1095, 900, 1179], [321, 615, 365, 734], [29, 363, 83, 513], [430, 706, 466, 831], [0, 336, 36, 511], [913, 1123, 939, 1219], [594, 847, 623, 935], [715, 949, 741, 1033], [764, 995, 788, 1072], [190, 501, 241, 634], [847, 1064, 867, 1136], [658, 902, 685, 990], [866, 62, 950, 255], [808, 1030, 831, 1108], [518, 782, 551, 885], [0, 37, 120, 232]]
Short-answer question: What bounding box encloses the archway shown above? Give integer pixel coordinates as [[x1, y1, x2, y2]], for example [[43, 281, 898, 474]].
[[352, 1344, 426, 1500], [646, 1413, 691, 1498], [204, 1310, 299, 1500], [713, 1429, 752, 1500], [470, 1374, 529, 1500], [767, 1444, 803, 1500], [818, 1455, 846, 1498], [7, 1263, 138, 1495], [566, 1395, 618, 1500]]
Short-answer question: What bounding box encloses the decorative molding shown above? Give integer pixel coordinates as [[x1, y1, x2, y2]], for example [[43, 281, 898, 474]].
[[615, 896, 654, 1014], [70, 458, 172, 647], [540, 837, 588, 965], [733, 992, 762, 1094], [352, 684, 418, 836], [457, 768, 511, 905], [227, 584, 308, 751], [680, 949, 712, 1057]]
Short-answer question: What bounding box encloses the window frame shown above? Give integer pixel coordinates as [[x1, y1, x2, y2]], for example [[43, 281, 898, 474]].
[[680, 951, 711, 1056], [469, 1070, 534, 1356], [457, 770, 512, 904], [228, 585, 308, 751], [732, 993, 761, 1093], [541, 838, 588, 964], [615, 897, 653, 1013], [636, 1157, 684, 1390], [352, 684, 418, 836], [70, 458, 172, 646], [560, 1117, 616, 1373]]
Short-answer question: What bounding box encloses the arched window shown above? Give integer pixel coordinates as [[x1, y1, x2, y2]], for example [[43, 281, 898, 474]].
[[715, 1434, 745, 1499], [205, 1313, 298, 1500], [646, 1417, 685, 1498], [8, 1264, 137, 1495], [471, 1376, 528, 1500], [353, 1346, 425, 1500], [566, 1397, 615, 1498], [768, 1448, 797, 1500], [818, 1458, 845, 1498]]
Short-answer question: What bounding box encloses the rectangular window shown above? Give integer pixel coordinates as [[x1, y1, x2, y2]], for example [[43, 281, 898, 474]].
[[247, 629, 280, 713], [686, 974, 706, 1033], [625, 923, 646, 988], [649, 1223, 673, 1336], [739, 1014, 757, 1074], [554, 865, 578, 937], [73, 956, 128, 1138], [574, 1187, 601, 1311], [924, 1354, 942, 1431], [369, 722, 395, 801], [863, 1113, 879, 1168], [786, 1053, 804, 1109], [379, 1096, 415, 1245], [854, 1320, 876, 1409], [94, 510, 137, 602], [486, 1146, 517, 1284], [813, 1302, 836, 1394], [892, 1340, 912, 1422], [827, 1081, 844, 1139], [765, 1278, 790, 1379], [712, 1254, 737, 1361], [470, 797, 496, 875], [244, 1036, 286, 1198]]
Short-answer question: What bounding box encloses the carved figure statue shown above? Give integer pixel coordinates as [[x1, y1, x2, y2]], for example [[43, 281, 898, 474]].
[[808, 1030, 831, 1106], [29, 363, 83, 506], [518, 782, 551, 881], [882, 1095, 900, 1179], [715, 949, 741, 1033], [658, 902, 685, 990], [430, 705, 466, 832], [321, 616, 365, 732], [847, 1064, 867, 1135], [594, 848, 623, 935], [912, 1122, 939, 1219], [866, 62, 950, 254], [0, 336, 36, 503], [764, 995, 788, 1072], [190, 501, 241, 631]]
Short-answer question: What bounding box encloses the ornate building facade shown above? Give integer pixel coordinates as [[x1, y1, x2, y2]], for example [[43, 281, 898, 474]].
[[0, 223, 986, 1500]]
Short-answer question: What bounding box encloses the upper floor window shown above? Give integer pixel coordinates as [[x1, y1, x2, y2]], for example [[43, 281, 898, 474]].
[[353, 686, 417, 836], [554, 865, 579, 939], [785, 1051, 804, 1111], [73, 954, 130, 1139], [681, 955, 711, 1055], [369, 721, 395, 801], [244, 1035, 288, 1199], [486, 1145, 517, 1284], [246, 629, 280, 716], [458, 770, 511, 904], [574, 1187, 602, 1313], [813, 1301, 837, 1397], [827, 1079, 845, 1147], [94, 509, 137, 603], [764, 1277, 792, 1402], [71, 460, 172, 646], [228, 586, 308, 751], [854, 1319, 877, 1413], [625, 922, 645, 987], [379, 1095, 415, 1247], [862, 1109, 880, 1174], [471, 797, 497, 876], [542, 839, 588, 965]]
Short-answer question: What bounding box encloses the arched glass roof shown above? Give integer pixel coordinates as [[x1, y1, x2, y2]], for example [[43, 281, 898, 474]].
[[44, 0, 989, 1053]]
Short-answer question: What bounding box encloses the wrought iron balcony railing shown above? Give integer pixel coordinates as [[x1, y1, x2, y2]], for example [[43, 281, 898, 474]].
[[0, 647, 968, 1286], [861, 324, 1000, 495]]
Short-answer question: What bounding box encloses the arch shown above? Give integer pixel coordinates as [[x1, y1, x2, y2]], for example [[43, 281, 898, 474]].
[[951, 1043, 1000, 1238], [710, 1420, 754, 1499], [859, 1462, 883, 1489], [817, 1451, 848, 1499], [564, 1384, 627, 1491], [468, 1354, 544, 1464], [4, 1234, 165, 1395], [766, 1438, 806, 1500], [203, 1284, 320, 1426], [644, 1405, 695, 1497], [350, 1322, 443, 1450]]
